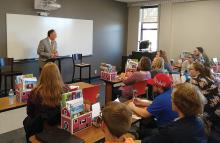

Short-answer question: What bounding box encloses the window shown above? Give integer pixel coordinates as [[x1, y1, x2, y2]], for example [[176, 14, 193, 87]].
[[139, 6, 159, 52]]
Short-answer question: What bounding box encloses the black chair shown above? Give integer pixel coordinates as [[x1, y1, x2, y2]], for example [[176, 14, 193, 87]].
[[72, 54, 91, 83], [0, 58, 22, 96]]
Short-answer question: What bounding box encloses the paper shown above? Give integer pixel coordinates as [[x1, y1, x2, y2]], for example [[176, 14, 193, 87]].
[[114, 98, 120, 102], [92, 102, 101, 119]]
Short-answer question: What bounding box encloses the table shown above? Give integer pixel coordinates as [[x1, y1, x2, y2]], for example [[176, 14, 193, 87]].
[[75, 126, 105, 143], [0, 97, 26, 113], [0, 82, 94, 113], [0, 82, 95, 134], [73, 82, 94, 89], [75, 100, 140, 143], [31, 98, 140, 143], [101, 79, 123, 104]]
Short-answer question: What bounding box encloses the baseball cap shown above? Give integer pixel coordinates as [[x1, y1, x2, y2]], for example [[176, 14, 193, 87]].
[[147, 73, 172, 89]]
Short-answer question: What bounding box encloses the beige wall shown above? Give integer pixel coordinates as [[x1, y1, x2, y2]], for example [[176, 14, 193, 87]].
[[127, 0, 220, 60], [170, 0, 220, 60], [127, 6, 140, 55], [158, 3, 173, 60]]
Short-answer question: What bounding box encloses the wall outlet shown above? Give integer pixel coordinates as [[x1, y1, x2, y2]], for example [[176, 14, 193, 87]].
[[94, 70, 97, 75]]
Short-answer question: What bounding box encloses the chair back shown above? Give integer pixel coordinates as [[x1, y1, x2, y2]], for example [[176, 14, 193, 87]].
[[72, 54, 82, 64], [133, 80, 147, 97], [0, 58, 14, 71], [82, 85, 100, 105]]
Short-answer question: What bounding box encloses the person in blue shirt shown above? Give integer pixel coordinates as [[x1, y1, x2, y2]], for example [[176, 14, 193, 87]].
[[142, 83, 207, 143], [128, 73, 178, 127]]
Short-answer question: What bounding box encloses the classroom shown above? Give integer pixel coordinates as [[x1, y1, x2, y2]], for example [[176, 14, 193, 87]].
[[0, 0, 220, 143]]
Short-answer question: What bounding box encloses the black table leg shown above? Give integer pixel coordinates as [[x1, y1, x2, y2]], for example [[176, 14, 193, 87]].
[[58, 59, 61, 73], [4, 76, 7, 96], [72, 66, 75, 83], [80, 67, 82, 81], [89, 66, 91, 83], [11, 75, 13, 90]]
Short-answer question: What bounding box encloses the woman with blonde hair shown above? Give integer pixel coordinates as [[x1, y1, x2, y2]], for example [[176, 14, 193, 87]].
[[23, 62, 65, 141], [151, 57, 164, 78]]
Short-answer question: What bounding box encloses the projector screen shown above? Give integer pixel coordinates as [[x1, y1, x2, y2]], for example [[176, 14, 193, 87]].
[[6, 14, 93, 60]]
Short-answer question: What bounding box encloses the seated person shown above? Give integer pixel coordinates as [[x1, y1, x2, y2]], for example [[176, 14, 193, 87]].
[[194, 47, 210, 67], [101, 101, 135, 143], [156, 50, 172, 73], [189, 63, 220, 142], [181, 54, 194, 73], [23, 63, 66, 142], [116, 56, 151, 101], [151, 57, 165, 78], [128, 73, 178, 128], [142, 83, 207, 143]]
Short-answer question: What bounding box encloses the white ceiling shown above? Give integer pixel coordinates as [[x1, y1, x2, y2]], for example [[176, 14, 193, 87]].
[[115, 0, 147, 3], [115, 0, 203, 3]]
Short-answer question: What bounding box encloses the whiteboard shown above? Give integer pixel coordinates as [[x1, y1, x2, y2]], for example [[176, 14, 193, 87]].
[[6, 14, 93, 60]]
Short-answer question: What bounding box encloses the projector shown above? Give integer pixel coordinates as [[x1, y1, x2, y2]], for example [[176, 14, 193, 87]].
[[37, 11, 49, 16], [35, 0, 61, 11]]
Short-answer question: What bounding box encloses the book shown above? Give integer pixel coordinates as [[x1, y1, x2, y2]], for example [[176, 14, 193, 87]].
[[66, 97, 84, 118]]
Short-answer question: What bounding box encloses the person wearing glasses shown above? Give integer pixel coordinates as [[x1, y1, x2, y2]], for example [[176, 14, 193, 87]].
[[189, 63, 220, 142], [181, 54, 194, 73]]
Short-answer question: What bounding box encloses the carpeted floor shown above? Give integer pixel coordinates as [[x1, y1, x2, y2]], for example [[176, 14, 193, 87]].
[[0, 79, 106, 143]]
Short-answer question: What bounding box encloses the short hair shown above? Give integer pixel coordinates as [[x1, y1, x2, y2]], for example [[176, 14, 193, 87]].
[[139, 56, 152, 71], [172, 83, 203, 116], [102, 102, 132, 138], [196, 47, 204, 54], [48, 29, 55, 37]]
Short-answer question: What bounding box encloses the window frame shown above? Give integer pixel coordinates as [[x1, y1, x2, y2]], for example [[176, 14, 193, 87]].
[[139, 5, 159, 51]]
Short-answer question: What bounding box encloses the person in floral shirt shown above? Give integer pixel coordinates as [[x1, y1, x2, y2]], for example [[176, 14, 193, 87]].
[[189, 63, 220, 142]]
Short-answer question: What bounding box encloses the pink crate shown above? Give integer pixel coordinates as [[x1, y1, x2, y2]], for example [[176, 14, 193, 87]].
[[101, 71, 117, 81], [61, 107, 92, 134], [16, 90, 31, 103]]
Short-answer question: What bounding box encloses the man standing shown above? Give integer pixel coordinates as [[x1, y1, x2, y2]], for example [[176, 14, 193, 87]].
[[37, 29, 58, 71]]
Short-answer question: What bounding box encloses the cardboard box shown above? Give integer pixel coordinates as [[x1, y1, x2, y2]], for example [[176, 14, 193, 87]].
[[100, 71, 117, 81], [61, 90, 93, 134], [16, 90, 31, 103], [61, 108, 92, 134], [15, 74, 37, 103]]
